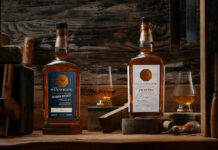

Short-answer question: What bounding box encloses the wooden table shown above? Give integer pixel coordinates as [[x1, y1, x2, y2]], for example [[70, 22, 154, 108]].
[[0, 131, 217, 150]]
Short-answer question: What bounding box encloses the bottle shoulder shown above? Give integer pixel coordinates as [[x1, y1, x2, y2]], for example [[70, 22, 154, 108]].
[[43, 59, 80, 72], [128, 53, 164, 66]]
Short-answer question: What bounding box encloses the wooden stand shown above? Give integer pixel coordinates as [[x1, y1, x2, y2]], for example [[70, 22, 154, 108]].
[[99, 104, 128, 133], [88, 106, 119, 131], [122, 118, 164, 134], [43, 121, 82, 135], [0, 64, 20, 137]]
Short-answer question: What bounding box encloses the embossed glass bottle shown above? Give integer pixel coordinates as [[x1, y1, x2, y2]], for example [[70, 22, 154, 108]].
[[128, 17, 165, 117], [43, 23, 81, 134]]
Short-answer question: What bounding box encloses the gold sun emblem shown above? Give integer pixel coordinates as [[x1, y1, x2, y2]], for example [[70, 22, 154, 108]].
[[140, 69, 152, 81], [55, 74, 69, 87]]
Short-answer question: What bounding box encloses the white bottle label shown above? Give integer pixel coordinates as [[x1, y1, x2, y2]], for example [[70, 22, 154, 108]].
[[132, 65, 160, 112]]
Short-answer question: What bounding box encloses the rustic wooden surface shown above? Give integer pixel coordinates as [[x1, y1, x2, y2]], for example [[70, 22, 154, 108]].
[[0, 131, 218, 150], [122, 118, 163, 134], [0, 0, 200, 85]]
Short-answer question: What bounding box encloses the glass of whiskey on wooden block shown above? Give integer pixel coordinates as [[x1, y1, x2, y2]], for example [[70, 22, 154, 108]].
[[93, 66, 115, 107], [173, 71, 196, 112]]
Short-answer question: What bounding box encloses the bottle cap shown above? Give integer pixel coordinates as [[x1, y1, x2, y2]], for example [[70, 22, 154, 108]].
[[56, 23, 68, 29], [141, 17, 152, 23]]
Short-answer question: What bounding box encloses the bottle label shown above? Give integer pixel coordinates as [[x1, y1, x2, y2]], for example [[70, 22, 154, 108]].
[[132, 65, 160, 112], [48, 72, 76, 118]]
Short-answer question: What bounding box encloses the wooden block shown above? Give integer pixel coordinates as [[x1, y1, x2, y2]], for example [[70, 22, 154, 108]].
[[0, 98, 19, 120], [164, 112, 200, 125], [0, 114, 9, 137], [0, 33, 10, 46], [122, 118, 164, 134], [0, 46, 21, 64], [43, 121, 82, 135], [88, 106, 119, 131], [0, 65, 34, 135], [99, 104, 128, 133]]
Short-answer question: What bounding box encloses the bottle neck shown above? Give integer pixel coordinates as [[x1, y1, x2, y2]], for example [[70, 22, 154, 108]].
[[55, 28, 69, 60], [139, 23, 153, 54]]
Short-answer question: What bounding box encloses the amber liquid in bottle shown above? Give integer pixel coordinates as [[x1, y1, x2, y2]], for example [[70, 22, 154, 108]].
[[128, 17, 164, 118], [43, 23, 81, 134]]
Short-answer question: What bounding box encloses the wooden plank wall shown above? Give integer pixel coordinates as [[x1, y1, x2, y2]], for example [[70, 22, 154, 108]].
[[1, 0, 200, 129]]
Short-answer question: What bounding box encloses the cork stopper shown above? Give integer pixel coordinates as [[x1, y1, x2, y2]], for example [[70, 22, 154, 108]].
[[141, 17, 152, 30], [56, 23, 68, 36], [141, 17, 152, 23]]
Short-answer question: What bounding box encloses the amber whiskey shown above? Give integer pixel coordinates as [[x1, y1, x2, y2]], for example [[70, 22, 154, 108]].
[[174, 95, 195, 105], [43, 23, 81, 134], [95, 88, 115, 106], [128, 17, 165, 117]]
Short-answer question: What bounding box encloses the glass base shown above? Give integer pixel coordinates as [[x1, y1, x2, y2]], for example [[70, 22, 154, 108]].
[[96, 100, 112, 107], [177, 104, 193, 112]]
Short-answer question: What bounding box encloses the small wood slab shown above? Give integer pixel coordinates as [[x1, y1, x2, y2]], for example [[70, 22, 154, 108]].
[[122, 118, 164, 134], [88, 106, 119, 131], [99, 104, 128, 133], [43, 121, 82, 135]]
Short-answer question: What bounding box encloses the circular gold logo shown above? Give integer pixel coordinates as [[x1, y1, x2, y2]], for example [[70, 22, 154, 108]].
[[55, 74, 68, 87], [140, 69, 152, 81]]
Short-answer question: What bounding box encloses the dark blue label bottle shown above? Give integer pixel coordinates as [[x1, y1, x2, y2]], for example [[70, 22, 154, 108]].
[[48, 72, 76, 118]]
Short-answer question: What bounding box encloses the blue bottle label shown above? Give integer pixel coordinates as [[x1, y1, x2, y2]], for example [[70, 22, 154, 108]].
[[48, 72, 76, 118]]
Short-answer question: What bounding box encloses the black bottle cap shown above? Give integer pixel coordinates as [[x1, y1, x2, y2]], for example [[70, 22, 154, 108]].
[[56, 23, 68, 29], [141, 17, 152, 23]]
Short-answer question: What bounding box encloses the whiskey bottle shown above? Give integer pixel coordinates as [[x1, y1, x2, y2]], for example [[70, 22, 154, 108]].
[[128, 17, 165, 117], [43, 23, 81, 134]]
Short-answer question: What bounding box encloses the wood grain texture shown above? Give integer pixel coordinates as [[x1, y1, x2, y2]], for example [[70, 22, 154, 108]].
[[0, 0, 200, 85], [0, 131, 218, 150], [0, 46, 21, 64]]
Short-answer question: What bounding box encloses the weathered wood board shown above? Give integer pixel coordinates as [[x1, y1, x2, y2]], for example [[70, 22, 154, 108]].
[[0, 131, 218, 150], [0, 0, 200, 85]]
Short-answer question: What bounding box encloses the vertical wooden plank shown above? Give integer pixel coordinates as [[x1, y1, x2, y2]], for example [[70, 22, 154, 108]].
[[210, 48, 218, 138], [6, 64, 13, 98], [186, 0, 197, 43], [169, 0, 181, 53], [200, 0, 206, 137], [1, 64, 8, 98], [200, 0, 216, 137]]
